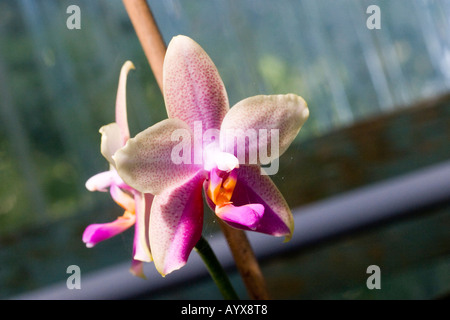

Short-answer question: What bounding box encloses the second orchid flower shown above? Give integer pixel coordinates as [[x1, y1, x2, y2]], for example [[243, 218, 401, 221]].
[[83, 61, 153, 278]]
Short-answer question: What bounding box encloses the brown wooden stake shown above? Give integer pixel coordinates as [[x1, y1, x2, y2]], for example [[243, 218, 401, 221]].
[[122, 0, 270, 300], [218, 220, 270, 300]]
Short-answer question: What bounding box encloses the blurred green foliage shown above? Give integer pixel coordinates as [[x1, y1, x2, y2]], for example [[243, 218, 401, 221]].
[[0, 0, 166, 234]]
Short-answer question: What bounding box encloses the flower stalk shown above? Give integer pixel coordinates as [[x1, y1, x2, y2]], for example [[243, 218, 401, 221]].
[[194, 236, 239, 300], [122, 0, 270, 299]]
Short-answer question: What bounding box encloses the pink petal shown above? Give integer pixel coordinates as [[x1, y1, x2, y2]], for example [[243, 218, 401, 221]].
[[163, 35, 229, 133], [215, 203, 264, 231], [114, 118, 202, 195], [231, 165, 294, 241], [220, 94, 308, 165], [82, 211, 136, 248], [115, 61, 135, 146], [149, 171, 205, 276]]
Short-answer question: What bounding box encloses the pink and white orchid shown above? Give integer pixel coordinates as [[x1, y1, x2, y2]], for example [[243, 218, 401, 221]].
[[114, 36, 309, 276], [83, 61, 152, 278]]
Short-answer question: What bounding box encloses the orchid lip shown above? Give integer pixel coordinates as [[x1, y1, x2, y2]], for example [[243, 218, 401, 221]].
[[215, 203, 265, 231]]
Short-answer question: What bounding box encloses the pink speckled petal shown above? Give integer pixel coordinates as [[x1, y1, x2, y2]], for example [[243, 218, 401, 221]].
[[82, 211, 136, 248], [133, 192, 153, 264], [220, 94, 309, 165], [232, 165, 294, 241], [215, 203, 264, 231], [149, 171, 205, 276], [114, 118, 202, 195], [115, 61, 135, 145], [163, 35, 229, 133]]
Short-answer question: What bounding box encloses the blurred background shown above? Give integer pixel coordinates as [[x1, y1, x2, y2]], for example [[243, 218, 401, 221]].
[[0, 0, 449, 299]]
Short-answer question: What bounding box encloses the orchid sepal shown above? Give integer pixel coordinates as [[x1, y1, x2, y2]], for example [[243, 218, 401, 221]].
[[83, 60, 153, 277], [163, 35, 229, 133], [220, 94, 309, 166], [82, 211, 136, 248], [149, 171, 205, 276], [114, 118, 202, 195]]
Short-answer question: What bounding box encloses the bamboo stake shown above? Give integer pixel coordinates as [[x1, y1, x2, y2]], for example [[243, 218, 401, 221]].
[[122, 0, 165, 91], [122, 0, 270, 300], [218, 220, 270, 300]]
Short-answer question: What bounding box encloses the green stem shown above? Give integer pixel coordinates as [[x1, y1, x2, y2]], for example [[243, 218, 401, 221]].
[[194, 236, 239, 300]]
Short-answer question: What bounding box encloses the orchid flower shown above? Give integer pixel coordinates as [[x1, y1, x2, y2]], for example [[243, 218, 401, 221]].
[[83, 61, 152, 278], [114, 36, 309, 276]]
